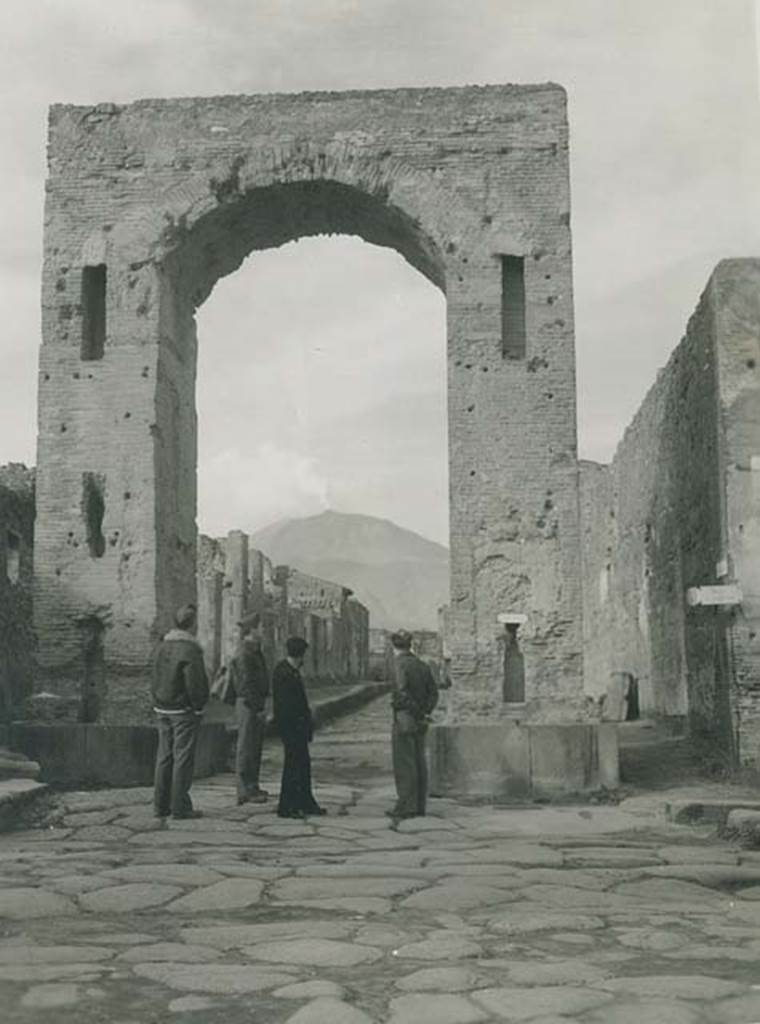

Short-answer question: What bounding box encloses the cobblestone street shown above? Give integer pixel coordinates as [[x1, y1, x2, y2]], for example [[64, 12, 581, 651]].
[[2, 697, 760, 1023]]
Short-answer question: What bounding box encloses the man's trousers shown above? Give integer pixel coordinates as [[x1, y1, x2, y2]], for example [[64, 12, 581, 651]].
[[235, 699, 266, 799], [391, 714, 428, 817], [154, 712, 200, 817]]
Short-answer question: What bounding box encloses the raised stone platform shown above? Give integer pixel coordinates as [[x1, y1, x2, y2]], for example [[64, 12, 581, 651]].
[[9, 722, 231, 789], [428, 722, 619, 799]]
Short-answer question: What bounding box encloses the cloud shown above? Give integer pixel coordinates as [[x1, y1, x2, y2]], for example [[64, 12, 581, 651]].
[[199, 442, 330, 538]]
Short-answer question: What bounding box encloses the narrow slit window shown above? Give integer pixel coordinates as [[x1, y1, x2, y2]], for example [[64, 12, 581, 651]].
[[81, 264, 107, 360], [501, 255, 526, 360], [82, 473, 106, 558], [503, 623, 525, 703], [6, 531, 20, 584]]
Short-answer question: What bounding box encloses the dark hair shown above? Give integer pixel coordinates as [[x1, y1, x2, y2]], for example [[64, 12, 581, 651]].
[[286, 636, 309, 657], [390, 630, 412, 651], [174, 604, 197, 630]]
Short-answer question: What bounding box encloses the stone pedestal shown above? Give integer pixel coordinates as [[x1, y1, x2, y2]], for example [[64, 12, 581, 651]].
[[428, 722, 619, 800]]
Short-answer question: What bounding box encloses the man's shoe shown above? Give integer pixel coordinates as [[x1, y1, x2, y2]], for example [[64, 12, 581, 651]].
[[173, 809, 203, 820], [252, 788, 270, 798], [306, 805, 327, 816], [236, 795, 249, 806], [277, 810, 306, 819], [154, 810, 169, 820], [248, 791, 269, 804]]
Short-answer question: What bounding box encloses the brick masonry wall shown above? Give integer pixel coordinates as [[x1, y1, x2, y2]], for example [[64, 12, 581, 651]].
[[581, 261, 760, 768], [0, 466, 35, 723], [36, 85, 584, 724]]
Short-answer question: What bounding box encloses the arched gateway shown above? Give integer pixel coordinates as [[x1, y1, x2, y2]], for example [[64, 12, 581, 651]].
[[36, 86, 602, 793]]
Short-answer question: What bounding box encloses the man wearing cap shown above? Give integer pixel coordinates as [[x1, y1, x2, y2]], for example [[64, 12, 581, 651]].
[[151, 604, 209, 820], [272, 636, 326, 818], [387, 629, 439, 821], [231, 613, 270, 805]]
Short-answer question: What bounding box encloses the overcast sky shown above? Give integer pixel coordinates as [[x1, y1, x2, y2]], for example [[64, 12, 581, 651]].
[[1, 0, 758, 545]]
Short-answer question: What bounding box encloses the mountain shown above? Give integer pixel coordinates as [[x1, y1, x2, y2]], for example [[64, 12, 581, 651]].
[[251, 510, 449, 631]]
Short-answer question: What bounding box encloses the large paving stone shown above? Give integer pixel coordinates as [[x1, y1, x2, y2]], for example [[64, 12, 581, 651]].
[[601, 975, 746, 1000], [471, 985, 613, 1019], [641, 864, 760, 887], [614, 928, 688, 951], [425, 844, 563, 868], [488, 910, 606, 934], [272, 876, 423, 900], [0, 887, 77, 919], [657, 845, 739, 865], [117, 943, 222, 963], [20, 983, 82, 1008], [661, 943, 758, 962], [0, 944, 113, 964], [93, 932, 158, 945], [395, 967, 481, 992], [560, 846, 662, 867], [79, 883, 181, 912], [395, 933, 481, 961], [518, 884, 634, 911], [273, 980, 346, 999], [584, 1000, 703, 1023], [166, 878, 264, 912], [613, 878, 726, 904], [504, 959, 611, 986], [712, 993, 760, 1021], [63, 809, 122, 828], [46, 874, 115, 895], [243, 938, 382, 967], [282, 997, 375, 1024], [356, 925, 412, 948], [279, 897, 392, 915], [401, 882, 517, 912], [168, 995, 217, 1013], [133, 961, 295, 993], [180, 921, 354, 949], [63, 788, 154, 812], [387, 993, 486, 1023], [0, 963, 109, 982], [75, 825, 134, 843], [103, 864, 225, 887]]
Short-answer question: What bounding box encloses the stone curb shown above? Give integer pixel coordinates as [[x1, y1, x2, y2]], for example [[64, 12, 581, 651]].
[[0, 778, 49, 833]]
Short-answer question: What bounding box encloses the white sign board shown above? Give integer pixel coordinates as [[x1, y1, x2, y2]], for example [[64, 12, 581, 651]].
[[497, 612, 528, 626], [686, 584, 743, 607]]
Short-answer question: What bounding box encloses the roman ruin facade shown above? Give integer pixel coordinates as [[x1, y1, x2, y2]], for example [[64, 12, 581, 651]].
[[35, 85, 584, 733]]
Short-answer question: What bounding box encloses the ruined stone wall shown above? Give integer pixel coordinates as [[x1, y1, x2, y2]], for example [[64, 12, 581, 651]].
[[197, 532, 368, 687], [0, 466, 35, 722], [581, 261, 760, 767], [36, 84, 583, 724]]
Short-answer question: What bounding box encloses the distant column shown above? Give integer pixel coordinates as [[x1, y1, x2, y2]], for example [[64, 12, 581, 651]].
[[222, 531, 249, 665]]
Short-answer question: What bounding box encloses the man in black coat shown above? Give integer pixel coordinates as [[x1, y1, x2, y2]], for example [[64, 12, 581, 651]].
[[387, 629, 439, 821], [151, 604, 209, 820], [231, 613, 270, 805], [272, 636, 326, 819]]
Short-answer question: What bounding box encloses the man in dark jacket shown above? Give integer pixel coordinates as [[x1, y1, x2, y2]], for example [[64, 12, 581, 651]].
[[272, 636, 326, 819], [231, 612, 270, 805], [387, 629, 438, 821], [151, 604, 209, 820]]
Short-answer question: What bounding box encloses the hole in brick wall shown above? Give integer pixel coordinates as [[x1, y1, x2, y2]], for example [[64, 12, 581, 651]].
[[81, 264, 107, 360], [501, 255, 526, 360], [82, 472, 106, 558], [5, 531, 20, 584], [503, 623, 525, 703]]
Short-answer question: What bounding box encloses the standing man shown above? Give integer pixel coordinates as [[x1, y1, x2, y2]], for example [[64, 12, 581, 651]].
[[231, 612, 270, 805], [272, 636, 326, 819], [387, 629, 439, 821], [152, 604, 209, 820]]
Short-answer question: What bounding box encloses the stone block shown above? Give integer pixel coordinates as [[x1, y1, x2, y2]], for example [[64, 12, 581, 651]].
[[429, 722, 618, 799]]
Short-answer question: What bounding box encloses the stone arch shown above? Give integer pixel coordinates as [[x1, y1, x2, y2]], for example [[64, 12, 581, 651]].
[[35, 86, 584, 733], [109, 141, 491, 296]]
